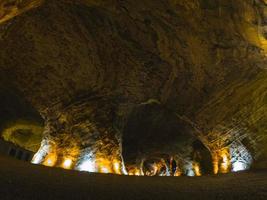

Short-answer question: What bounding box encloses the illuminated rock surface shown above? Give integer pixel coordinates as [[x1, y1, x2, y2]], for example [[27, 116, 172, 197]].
[[0, 0, 267, 175], [0, 0, 43, 24], [0, 82, 43, 151]]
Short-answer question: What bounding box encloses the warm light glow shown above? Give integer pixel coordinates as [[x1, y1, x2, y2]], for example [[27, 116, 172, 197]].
[[213, 143, 253, 174], [212, 148, 231, 174], [113, 160, 121, 174], [43, 153, 57, 167], [75, 154, 126, 174], [174, 169, 182, 177], [33, 136, 252, 177], [134, 171, 140, 176], [100, 166, 111, 174], [46, 159, 53, 166], [151, 164, 158, 176], [128, 167, 142, 176], [213, 154, 219, 175], [97, 158, 112, 174], [220, 150, 230, 173], [193, 162, 201, 176], [62, 159, 73, 169]]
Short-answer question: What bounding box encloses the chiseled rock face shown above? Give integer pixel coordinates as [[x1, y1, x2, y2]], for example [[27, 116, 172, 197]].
[[0, 0, 43, 23], [0, 0, 266, 174]]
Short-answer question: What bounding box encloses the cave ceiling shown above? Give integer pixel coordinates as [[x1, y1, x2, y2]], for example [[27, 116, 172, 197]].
[[0, 0, 267, 175]]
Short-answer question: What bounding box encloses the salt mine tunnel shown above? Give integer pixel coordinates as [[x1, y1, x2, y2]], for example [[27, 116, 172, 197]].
[[0, 0, 267, 199]]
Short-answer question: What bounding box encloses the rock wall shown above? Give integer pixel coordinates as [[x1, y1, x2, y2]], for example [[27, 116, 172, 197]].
[[0, 0, 266, 174]]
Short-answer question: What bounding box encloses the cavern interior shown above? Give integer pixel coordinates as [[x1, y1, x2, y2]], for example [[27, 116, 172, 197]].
[[0, 0, 267, 199]]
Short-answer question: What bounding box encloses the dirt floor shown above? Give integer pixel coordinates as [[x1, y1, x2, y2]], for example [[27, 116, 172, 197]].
[[0, 155, 266, 200]]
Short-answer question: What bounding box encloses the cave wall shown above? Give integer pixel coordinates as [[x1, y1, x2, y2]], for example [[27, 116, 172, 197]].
[[0, 0, 266, 173], [0, 76, 43, 152]]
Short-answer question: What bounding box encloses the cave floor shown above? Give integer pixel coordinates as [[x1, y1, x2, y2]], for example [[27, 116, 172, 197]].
[[0, 156, 266, 200]]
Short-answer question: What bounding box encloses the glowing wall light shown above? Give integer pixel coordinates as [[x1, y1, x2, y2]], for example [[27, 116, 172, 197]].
[[213, 142, 252, 174], [75, 149, 97, 172], [193, 162, 201, 176], [76, 158, 96, 172], [174, 167, 182, 176], [62, 158, 73, 169], [43, 153, 57, 167], [98, 158, 112, 173], [220, 149, 231, 173], [230, 143, 252, 172], [113, 160, 121, 174], [32, 141, 51, 164], [128, 167, 143, 176], [213, 154, 219, 175], [135, 171, 141, 176], [184, 162, 195, 177], [212, 148, 231, 174], [232, 161, 246, 172], [100, 166, 111, 174]]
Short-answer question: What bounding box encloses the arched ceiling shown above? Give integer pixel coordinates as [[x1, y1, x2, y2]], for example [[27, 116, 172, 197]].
[[0, 0, 266, 174]]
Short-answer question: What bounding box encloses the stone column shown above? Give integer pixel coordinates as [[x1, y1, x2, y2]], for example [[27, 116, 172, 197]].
[[32, 98, 126, 174]]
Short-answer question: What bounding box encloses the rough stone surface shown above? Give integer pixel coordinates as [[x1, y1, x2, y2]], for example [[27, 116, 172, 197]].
[[0, 0, 267, 173]]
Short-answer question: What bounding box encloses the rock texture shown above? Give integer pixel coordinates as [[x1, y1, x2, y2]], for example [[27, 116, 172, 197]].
[[0, 0, 43, 24], [0, 0, 267, 175], [0, 78, 43, 152]]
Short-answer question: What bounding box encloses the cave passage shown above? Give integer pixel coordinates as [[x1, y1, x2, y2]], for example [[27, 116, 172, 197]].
[[31, 132, 253, 177], [0, 0, 267, 181], [31, 102, 253, 177]]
